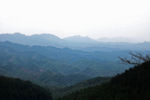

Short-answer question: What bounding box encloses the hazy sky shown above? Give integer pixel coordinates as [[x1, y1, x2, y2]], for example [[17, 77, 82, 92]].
[[0, 0, 150, 41]]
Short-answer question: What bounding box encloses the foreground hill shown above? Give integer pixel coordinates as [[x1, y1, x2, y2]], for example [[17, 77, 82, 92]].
[[51, 77, 110, 99], [0, 76, 52, 100], [59, 61, 150, 100]]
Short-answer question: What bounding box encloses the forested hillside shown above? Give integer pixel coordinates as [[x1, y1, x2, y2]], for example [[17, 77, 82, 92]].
[[51, 77, 110, 99], [0, 76, 52, 100], [0, 42, 130, 86], [1, 41, 150, 100], [59, 61, 150, 100]]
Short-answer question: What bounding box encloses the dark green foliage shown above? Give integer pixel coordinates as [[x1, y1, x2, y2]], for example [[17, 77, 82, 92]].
[[51, 77, 110, 99], [59, 61, 150, 100], [0, 76, 52, 100]]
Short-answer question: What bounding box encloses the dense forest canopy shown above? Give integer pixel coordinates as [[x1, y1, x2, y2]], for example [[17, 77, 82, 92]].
[[0, 76, 52, 100], [59, 61, 150, 100]]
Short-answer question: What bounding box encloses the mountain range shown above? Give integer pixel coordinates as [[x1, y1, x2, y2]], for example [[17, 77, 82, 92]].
[[0, 42, 131, 87], [0, 33, 150, 87], [0, 33, 150, 51], [0, 33, 150, 100]]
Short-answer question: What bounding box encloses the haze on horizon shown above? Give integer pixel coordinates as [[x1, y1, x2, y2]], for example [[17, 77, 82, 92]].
[[0, 0, 150, 42]]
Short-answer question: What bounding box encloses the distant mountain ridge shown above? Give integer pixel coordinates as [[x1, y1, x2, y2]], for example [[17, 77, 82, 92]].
[[0, 33, 150, 51], [0, 33, 64, 47], [98, 37, 138, 43], [64, 35, 98, 43]]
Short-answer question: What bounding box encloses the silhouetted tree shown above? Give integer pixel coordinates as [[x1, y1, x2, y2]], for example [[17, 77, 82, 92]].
[[119, 52, 150, 65]]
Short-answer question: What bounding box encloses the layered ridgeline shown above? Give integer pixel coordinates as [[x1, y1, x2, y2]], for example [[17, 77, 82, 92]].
[[59, 61, 150, 100], [0, 42, 89, 86], [0, 42, 130, 87], [0, 76, 52, 100], [0, 33, 150, 51]]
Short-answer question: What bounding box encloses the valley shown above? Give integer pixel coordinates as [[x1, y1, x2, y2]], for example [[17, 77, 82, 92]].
[[0, 33, 149, 100]]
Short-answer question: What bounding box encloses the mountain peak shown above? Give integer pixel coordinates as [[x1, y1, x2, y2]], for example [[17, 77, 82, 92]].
[[31, 33, 61, 40], [64, 35, 97, 43]]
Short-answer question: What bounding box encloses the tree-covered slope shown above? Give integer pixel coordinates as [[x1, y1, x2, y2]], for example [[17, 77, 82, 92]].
[[51, 77, 110, 99], [0, 41, 131, 87], [0, 76, 52, 100], [59, 61, 150, 100], [0, 41, 130, 77], [0, 42, 90, 86]]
